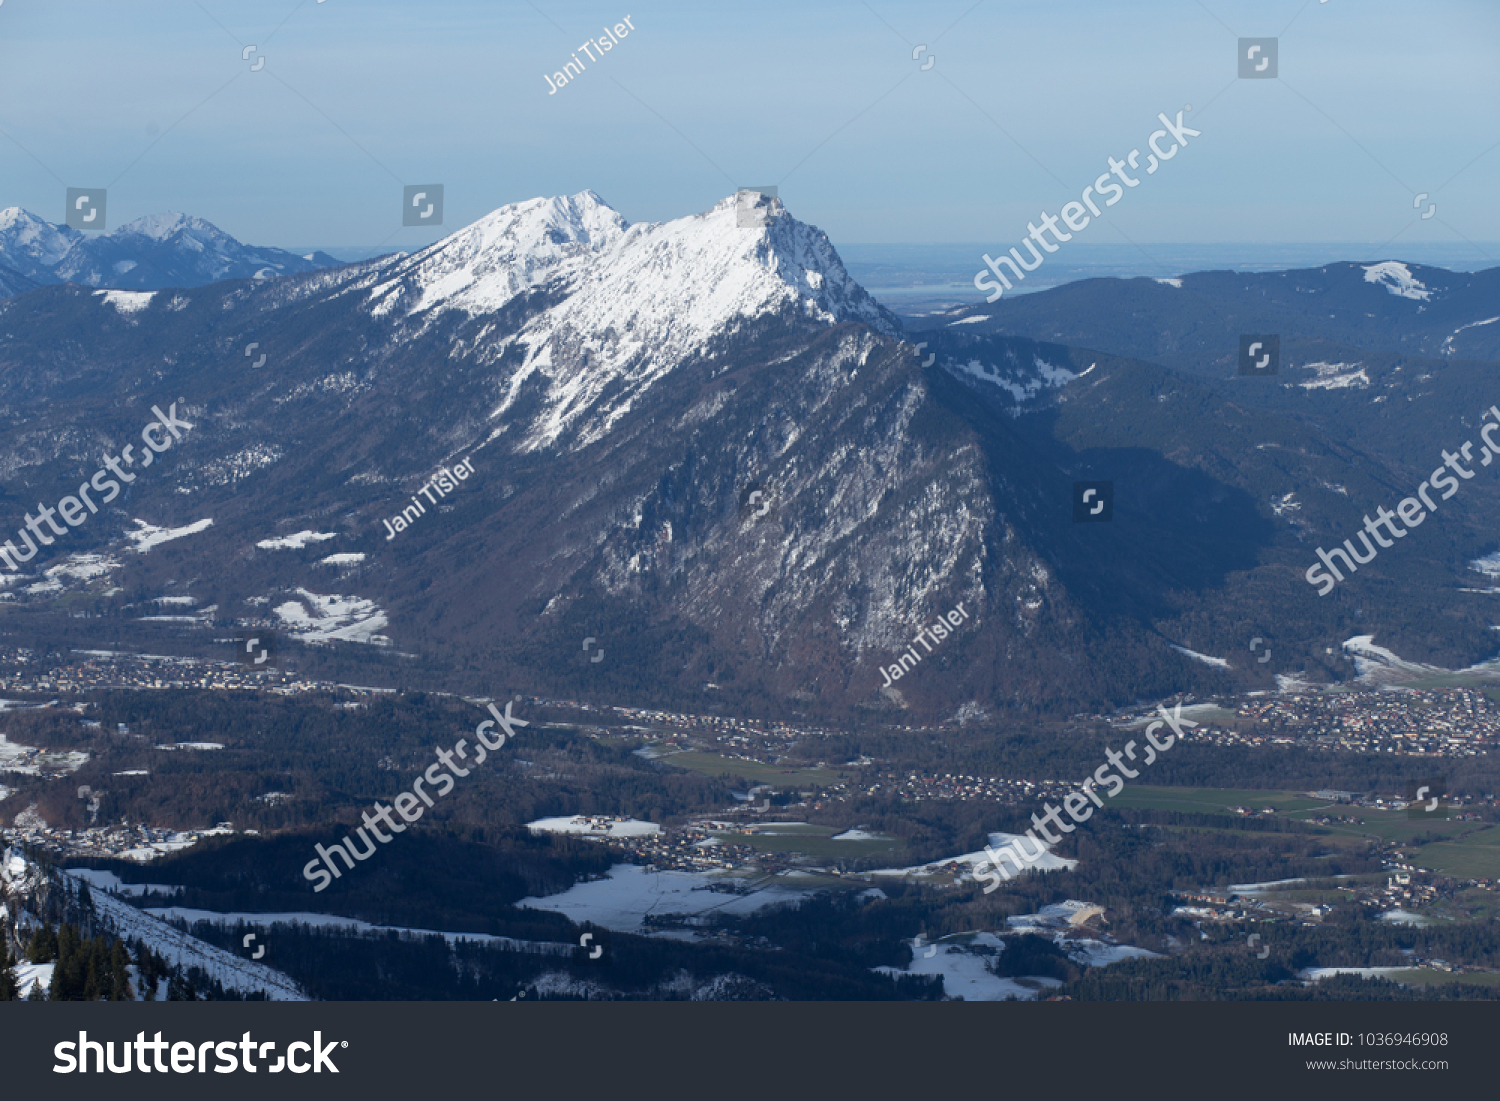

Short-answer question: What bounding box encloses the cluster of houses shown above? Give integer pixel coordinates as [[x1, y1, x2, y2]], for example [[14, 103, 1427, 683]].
[[529, 814, 760, 873], [1, 820, 239, 863], [0, 647, 308, 695], [1237, 687, 1500, 757], [1379, 867, 1445, 910], [859, 772, 1073, 807]]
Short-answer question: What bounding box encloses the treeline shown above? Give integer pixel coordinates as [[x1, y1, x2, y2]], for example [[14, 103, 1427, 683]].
[[1203, 904, 1500, 972], [73, 827, 615, 936], [1059, 954, 1500, 1001], [175, 913, 942, 1002]]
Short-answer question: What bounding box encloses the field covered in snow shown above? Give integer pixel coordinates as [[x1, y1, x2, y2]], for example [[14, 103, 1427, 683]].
[[518, 862, 812, 932], [868, 831, 1076, 881], [527, 815, 661, 839]]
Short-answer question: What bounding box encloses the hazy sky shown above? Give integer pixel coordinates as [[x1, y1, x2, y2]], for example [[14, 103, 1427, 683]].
[[0, 0, 1496, 254]]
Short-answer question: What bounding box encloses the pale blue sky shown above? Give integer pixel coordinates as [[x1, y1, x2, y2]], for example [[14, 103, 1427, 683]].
[[0, 0, 1495, 254]]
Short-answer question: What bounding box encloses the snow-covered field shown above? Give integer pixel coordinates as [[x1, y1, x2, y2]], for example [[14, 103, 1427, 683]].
[[0, 732, 89, 776], [1227, 877, 1307, 894], [875, 901, 1159, 999], [869, 831, 1076, 880], [518, 863, 811, 932], [273, 588, 389, 644], [527, 815, 661, 839], [1379, 910, 1434, 926], [1065, 940, 1160, 966], [116, 831, 208, 862], [876, 933, 1054, 1001], [45, 554, 121, 582]]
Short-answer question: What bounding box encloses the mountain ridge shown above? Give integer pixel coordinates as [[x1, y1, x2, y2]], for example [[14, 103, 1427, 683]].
[[0, 206, 340, 293]]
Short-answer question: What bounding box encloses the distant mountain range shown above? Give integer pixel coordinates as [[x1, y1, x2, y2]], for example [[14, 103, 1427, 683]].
[[0, 207, 340, 293], [939, 260, 1500, 364], [0, 191, 1495, 721]]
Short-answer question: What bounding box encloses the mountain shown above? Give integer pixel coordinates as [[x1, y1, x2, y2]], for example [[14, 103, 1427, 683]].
[[0, 192, 1493, 721], [53, 212, 341, 290], [944, 260, 1500, 366], [922, 258, 1500, 484], [0, 207, 79, 281], [357, 188, 898, 450], [0, 207, 340, 293]]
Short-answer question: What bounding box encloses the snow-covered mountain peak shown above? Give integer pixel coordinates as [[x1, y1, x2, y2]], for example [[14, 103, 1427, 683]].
[[484, 191, 900, 449], [118, 211, 226, 242], [558, 189, 897, 342], [366, 189, 630, 317], [0, 206, 80, 276]]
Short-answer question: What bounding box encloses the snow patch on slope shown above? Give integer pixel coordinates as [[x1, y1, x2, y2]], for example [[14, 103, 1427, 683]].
[[126, 518, 213, 553], [944, 355, 1077, 405], [1362, 261, 1431, 302], [273, 588, 390, 644], [257, 530, 337, 550], [93, 289, 156, 314], [1170, 644, 1230, 669], [1442, 315, 1500, 355], [1298, 362, 1369, 389], [63, 872, 308, 999]]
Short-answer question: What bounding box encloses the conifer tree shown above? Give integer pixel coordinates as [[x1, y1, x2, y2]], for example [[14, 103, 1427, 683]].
[[0, 945, 19, 1001], [109, 940, 133, 1001]]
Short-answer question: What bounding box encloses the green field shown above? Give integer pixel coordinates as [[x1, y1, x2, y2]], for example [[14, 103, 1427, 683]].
[[1412, 826, 1500, 878], [660, 751, 846, 787], [712, 823, 903, 859], [1388, 968, 1500, 988], [1390, 669, 1500, 690], [1108, 785, 1330, 815]]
